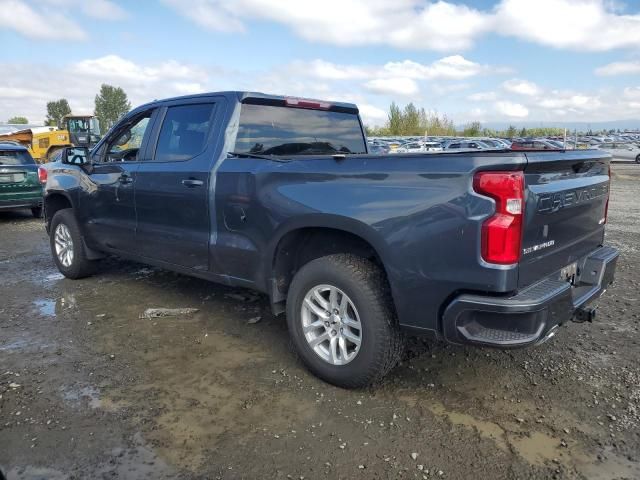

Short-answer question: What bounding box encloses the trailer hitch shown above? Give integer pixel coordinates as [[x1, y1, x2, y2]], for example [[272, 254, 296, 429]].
[[573, 306, 596, 323]]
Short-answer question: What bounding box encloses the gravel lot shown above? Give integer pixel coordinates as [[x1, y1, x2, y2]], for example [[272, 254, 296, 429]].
[[1, 164, 639, 480]]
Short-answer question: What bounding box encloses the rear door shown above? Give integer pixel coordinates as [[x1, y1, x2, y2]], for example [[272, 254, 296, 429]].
[[134, 97, 225, 271], [519, 149, 610, 287]]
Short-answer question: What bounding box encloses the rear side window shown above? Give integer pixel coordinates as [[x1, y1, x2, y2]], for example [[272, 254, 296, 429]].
[[234, 104, 366, 155], [0, 149, 34, 165], [155, 104, 215, 161]]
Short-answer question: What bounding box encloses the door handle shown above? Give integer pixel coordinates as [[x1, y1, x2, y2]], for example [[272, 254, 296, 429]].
[[118, 174, 134, 184], [182, 179, 204, 187]]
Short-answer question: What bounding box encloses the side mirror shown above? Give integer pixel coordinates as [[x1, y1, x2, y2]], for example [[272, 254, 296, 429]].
[[61, 146, 90, 165], [115, 131, 131, 146]]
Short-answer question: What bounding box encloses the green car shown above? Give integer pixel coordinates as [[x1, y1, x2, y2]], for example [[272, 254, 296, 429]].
[[0, 141, 44, 217]]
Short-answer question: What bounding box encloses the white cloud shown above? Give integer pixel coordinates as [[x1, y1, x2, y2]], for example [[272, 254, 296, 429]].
[[468, 91, 497, 101], [162, 0, 490, 52], [161, 0, 244, 32], [0, 0, 87, 39], [290, 60, 371, 81], [162, 0, 640, 52], [502, 79, 541, 96], [623, 87, 640, 99], [383, 55, 489, 80], [81, 0, 128, 20], [494, 0, 640, 51], [595, 60, 640, 76], [73, 55, 208, 83], [495, 101, 529, 118], [364, 77, 419, 96], [358, 104, 388, 124], [538, 92, 601, 110]]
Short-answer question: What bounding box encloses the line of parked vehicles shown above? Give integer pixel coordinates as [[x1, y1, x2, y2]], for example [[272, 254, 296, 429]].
[[369, 133, 640, 163]]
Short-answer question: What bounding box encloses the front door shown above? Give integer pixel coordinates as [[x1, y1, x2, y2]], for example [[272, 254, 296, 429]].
[[80, 109, 156, 252], [134, 99, 223, 271]]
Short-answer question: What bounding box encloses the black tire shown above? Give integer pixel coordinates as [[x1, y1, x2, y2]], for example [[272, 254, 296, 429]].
[[49, 208, 95, 279], [31, 206, 43, 218], [286, 254, 404, 388], [636, 154, 640, 164]]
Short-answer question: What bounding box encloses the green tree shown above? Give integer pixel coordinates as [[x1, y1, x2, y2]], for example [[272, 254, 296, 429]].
[[402, 103, 421, 135], [461, 121, 482, 137], [519, 127, 528, 137], [7, 116, 28, 124], [387, 102, 403, 135], [46, 99, 71, 127], [94, 84, 131, 133]]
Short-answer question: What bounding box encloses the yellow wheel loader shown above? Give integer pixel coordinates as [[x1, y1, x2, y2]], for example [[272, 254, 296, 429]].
[[0, 115, 101, 163]]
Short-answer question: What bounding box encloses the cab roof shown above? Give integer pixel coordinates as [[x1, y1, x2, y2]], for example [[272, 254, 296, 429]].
[[133, 91, 359, 114]]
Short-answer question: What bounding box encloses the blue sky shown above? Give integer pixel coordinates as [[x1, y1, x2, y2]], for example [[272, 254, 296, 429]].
[[1, 0, 640, 126]]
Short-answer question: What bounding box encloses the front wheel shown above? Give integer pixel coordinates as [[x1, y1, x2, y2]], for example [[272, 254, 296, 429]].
[[635, 154, 640, 164], [286, 254, 404, 388], [49, 208, 95, 279]]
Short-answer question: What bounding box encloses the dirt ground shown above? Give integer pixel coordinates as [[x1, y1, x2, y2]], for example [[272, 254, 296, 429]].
[[1, 164, 639, 480]]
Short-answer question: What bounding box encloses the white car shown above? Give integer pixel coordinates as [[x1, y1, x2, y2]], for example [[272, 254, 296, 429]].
[[395, 141, 443, 153], [597, 143, 640, 163]]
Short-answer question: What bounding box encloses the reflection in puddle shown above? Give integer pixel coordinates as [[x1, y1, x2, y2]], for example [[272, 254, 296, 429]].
[[62, 384, 103, 409], [33, 299, 56, 317], [45, 273, 65, 282], [5, 466, 68, 480], [61, 384, 126, 412], [32, 294, 78, 318]]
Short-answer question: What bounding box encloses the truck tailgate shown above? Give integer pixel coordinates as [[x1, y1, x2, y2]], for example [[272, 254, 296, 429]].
[[519, 150, 610, 288]]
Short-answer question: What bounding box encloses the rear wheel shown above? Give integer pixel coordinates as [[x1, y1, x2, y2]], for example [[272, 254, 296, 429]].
[[286, 254, 404, 388], [31, 206, 43, 218], [635, 154, 640, 164], [49, 208, 95, 279]]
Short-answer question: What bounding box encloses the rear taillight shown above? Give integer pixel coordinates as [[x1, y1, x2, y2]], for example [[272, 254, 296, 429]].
[[38, 166, 47, 185], [473, 171, 525, 265]]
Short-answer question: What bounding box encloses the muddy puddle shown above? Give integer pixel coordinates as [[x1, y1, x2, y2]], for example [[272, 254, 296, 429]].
[[414, 399, 640, 479]]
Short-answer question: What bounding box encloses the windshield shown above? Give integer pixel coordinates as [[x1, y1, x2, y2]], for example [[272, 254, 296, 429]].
[[68, 117, 100, 134], [234, 104, 366, 156], [0, 149, 35, 165], [91, 118, 100, 134]]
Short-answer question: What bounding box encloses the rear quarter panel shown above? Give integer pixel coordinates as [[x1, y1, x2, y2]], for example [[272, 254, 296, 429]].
[[215, 152, 527, 334]]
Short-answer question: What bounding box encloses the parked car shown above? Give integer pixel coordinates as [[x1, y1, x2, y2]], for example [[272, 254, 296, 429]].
[[395, 142, 424, 153], [596, 143, 640, 163], [0, 141, 44, 217], [394, 141, 443, 153], [511, 139, 562, 150], [42, 91, 618, 388], [444, 140, 491, 150], [368, 143, 390, 155]]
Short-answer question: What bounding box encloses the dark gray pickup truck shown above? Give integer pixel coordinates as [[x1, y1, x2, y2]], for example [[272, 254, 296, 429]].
[[42, 91, 618, 388]]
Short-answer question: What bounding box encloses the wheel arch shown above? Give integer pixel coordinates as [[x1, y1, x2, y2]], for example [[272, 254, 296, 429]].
[[266, 215, 394, 313], [44, 191, 74, 231]]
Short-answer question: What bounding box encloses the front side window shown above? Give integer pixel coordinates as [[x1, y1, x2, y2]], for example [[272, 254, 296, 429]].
[[155, 104, 214, 162], [0, 149, 34, 165], [234, 104, 366, 156], [105, 112, 153, 162]]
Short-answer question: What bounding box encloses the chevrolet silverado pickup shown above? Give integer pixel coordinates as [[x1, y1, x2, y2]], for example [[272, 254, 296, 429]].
[[42, 91, 618, 388]]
